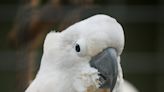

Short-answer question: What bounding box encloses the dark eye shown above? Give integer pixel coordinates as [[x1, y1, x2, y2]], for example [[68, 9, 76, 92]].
[[75, 44, 81, 52], [74, 39, 87, 56]]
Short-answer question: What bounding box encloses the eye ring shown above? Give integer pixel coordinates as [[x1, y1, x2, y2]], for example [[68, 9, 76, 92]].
[[74, 39, 87, 57]]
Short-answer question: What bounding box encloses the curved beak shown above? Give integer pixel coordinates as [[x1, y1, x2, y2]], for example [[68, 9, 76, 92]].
[[89, 48, 118, 91]]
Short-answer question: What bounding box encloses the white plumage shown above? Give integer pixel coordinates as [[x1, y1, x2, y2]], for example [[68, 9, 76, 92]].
[[25, 14, 138, 92]]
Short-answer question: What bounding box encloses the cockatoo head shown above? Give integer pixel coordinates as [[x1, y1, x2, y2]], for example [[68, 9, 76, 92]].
[[40, 14, 124, 91]]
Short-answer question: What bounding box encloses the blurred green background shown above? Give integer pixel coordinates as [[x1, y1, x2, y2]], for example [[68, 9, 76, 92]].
[[0, 0, 164, 92]]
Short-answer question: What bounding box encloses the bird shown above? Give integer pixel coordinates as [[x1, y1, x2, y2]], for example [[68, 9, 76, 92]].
[[25, 14, 125, 92]]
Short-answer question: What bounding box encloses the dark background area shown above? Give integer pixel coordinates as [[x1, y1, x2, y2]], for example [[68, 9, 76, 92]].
[[0, 0, 164, 92]]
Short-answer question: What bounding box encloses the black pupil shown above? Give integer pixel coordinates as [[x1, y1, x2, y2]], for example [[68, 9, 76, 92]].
[[75, 44, 80, 52]]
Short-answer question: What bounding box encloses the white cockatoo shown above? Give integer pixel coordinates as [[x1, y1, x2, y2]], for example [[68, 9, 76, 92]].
[[25, 14, 137, 92]]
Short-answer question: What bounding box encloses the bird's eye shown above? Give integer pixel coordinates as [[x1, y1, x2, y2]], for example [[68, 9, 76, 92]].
[[74, 39, 87, 57], [75, 44, 80, 52]]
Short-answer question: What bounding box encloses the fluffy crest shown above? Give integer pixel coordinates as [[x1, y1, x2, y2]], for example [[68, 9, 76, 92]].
[[44, 14, 124, 57]]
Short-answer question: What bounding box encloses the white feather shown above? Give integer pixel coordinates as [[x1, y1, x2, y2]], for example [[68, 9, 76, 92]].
[[25, 14, 127, 92]]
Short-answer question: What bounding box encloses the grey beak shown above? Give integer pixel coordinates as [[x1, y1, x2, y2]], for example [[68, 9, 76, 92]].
[[90, 48, 118, 91]]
